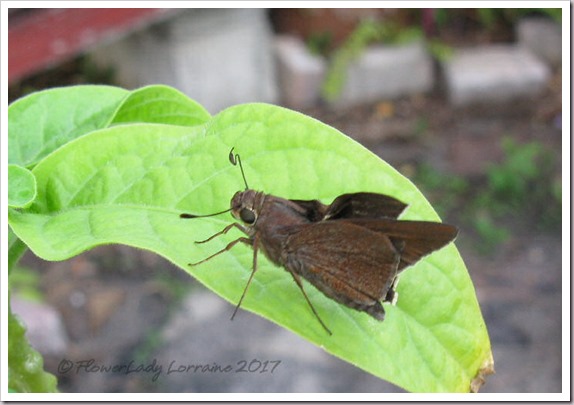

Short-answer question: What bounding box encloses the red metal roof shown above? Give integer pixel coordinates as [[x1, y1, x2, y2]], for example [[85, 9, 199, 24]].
[[8, 8, 173, 83]]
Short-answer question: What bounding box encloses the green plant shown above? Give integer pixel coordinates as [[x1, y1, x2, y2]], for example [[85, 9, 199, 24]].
[[488, 137, 559, 235], [8, 84, 492, 393], [8, 306, 58, 393], [486, 138, 554, 211], [321, 20, 423, 102], [470, 210, 511, 255], [479, 8, 562, 26], [412, 163, 469, 217], [415, 137, 560, 255], [476, 137, 560, 232], [9, 265, 43, 302], [434, 8, 561, 32], [427, 39, 454, 62], [321, 20, 381, 102], [306, 31, 333, 56]]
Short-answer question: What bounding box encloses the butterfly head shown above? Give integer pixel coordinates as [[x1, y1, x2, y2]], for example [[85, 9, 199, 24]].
[[231, 189, 266, 226]]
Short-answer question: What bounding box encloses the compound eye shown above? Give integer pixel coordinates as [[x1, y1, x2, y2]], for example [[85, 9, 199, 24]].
[[239, 208, 256, 224]]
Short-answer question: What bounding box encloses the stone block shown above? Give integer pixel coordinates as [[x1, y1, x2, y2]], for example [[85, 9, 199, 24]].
[[274, 37, 434, 109], [91, 9, 278, 113], [274, 35, 326, 109], [335, 41, 434, 106], [516, 17, 562, 67], [444, 45, 551, 106]]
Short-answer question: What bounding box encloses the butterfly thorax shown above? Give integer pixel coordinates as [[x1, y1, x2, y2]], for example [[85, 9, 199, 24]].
[[231, 189, 312, 265]]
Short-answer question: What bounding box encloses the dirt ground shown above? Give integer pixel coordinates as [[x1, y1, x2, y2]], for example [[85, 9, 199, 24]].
[[13, 70, 563, 393]]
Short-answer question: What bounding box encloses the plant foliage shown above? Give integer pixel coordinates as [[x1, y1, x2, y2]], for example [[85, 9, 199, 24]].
[[8, 85, 493, 392]]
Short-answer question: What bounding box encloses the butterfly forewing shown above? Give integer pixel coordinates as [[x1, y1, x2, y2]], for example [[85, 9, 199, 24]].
[[282, 221, 401, 311], [324, 192, 408, 220], [292, 192, 407, 222]]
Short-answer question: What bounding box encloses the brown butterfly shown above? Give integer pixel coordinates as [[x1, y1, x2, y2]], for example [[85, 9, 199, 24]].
[[181, 149, 458, 334]]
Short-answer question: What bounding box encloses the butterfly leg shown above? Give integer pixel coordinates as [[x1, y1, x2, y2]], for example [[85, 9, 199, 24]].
[[288, 270, 333, 335], [231, 235, 261, 321], [189, 236, 252, 266], [195, 222, 247, 244], [383, 276, 400, 306]]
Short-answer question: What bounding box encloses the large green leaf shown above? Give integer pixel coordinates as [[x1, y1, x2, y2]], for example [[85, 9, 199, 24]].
[[8, 85, 129, 167], [8, 84, 211, 169], [8, 102, 492, 392], [110, 84, 211, 126]]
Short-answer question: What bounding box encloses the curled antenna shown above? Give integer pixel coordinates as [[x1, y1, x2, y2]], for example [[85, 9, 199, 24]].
[[229, 148, 249, 190], [180, 148, 249, 220]]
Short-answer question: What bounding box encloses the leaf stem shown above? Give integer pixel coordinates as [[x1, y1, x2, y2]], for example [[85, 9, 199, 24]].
[[8, 228, 28, 273]]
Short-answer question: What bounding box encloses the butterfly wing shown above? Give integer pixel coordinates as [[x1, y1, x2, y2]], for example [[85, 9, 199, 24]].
[[287, 199, 329, 222], [324, 192, 408, 220], [281, 220, 401, 320], [344, 218, 458, 271], [291, 192, 407, 222]]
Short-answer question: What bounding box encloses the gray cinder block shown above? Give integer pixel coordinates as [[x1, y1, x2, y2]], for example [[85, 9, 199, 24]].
[[92, 9, 278, 113], [444, 45, 551, 106]]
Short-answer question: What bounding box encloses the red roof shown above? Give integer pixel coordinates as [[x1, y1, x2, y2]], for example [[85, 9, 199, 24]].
[[8, 8, 173, 83]]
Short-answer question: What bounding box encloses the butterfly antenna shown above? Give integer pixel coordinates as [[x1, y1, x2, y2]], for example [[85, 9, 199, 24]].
[[179, 208, 231, 219], [229, 148, 249, 190]]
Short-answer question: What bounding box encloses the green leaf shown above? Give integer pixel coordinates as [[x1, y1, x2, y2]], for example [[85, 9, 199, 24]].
[[9, 304, 58, 392], [110, 84, 211, 127], [8, 164, 36, 208], [8, 85, 129, 167], [8, 102, 492, 392]]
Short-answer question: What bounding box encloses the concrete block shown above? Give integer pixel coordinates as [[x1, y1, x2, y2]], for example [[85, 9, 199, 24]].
[[336, 41, 434, 106], [274, 37, 433, 109], [516, 17, 562, 68], [444, 45, 551, 106], [274, 35, 326, 109], [91, 9, 278, 113]]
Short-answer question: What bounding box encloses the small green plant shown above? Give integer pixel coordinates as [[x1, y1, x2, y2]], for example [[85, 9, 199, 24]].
[[9, 265, 43, 302], [480, 137, 560, 238], [415, 137, 560, 255], [412, 163, 469, 217], [8, 84, 492, 393], [477, 8, 562, 27], [321, 20, 383, 102], [487, 139, 541, 206], [485, 138, 559, 221], [321, 19, 423, 102], [434, 8, 561, 32], [306, 31, 333, 56], [470, 210, 512, 255], [427, 39, 455, 62]]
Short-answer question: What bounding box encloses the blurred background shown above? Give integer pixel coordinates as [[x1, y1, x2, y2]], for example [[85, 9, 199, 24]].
[[8, 8, 563, 393]]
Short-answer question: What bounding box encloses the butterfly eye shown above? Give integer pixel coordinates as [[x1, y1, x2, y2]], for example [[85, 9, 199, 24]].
[[239, 208, 256, 224]]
